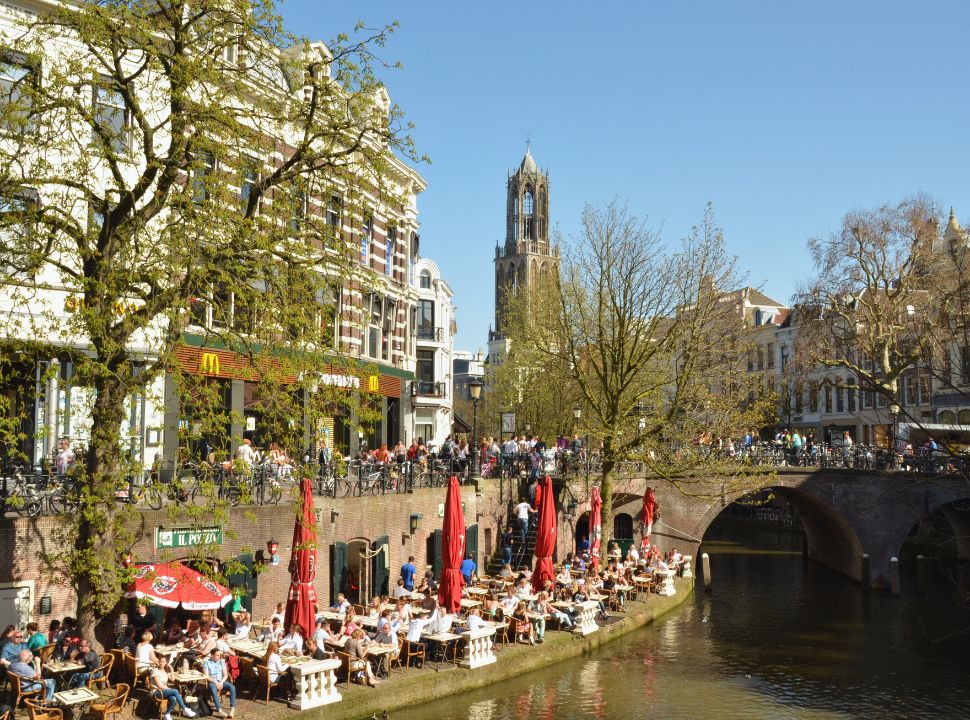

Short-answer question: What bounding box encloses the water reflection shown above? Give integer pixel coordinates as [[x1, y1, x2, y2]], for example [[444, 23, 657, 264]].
[[394, 524, 970, 720]]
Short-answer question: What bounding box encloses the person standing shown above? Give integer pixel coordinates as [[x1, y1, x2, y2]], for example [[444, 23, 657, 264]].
[[400, 555, 417, 592], [460, 553, 477, 585], [514, 499, 535, 545], [501, 525, 514, 566]]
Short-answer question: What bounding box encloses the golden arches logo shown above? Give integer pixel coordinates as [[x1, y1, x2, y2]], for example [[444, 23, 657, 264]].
[[199, 353, 220, 375], [368, 375, 380, 392]]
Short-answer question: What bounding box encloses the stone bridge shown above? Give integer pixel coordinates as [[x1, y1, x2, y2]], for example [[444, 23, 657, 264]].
[[558, 468, 970, 589]]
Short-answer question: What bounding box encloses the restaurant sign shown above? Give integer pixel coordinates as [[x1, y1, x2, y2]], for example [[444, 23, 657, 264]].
[[155, 526, 223, 550]]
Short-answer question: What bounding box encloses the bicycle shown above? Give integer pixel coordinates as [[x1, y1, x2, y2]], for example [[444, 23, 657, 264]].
[[46, 474, 80, 515], [1, 466, 43, 517]]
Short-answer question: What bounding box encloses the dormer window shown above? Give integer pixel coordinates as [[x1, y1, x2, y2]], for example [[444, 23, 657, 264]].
[[419, 269, 431, 289]]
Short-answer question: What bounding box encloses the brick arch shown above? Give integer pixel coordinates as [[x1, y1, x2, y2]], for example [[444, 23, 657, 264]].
[[887, 496, 970, 567]]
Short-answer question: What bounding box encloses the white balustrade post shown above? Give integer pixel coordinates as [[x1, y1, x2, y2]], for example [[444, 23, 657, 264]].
[[656, 569, 677, 597], [459, 627, 497, 669], [571, 600, 600, 636], [288, 657, 342, 710]]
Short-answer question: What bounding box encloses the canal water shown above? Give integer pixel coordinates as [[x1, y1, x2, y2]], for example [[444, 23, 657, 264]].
[[395, 521, 970, 719]]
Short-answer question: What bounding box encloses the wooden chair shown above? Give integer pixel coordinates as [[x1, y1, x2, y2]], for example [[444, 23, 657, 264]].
[[351, 604, 366, 617], [36, 644, 55, 664], [399, 640, 425, 671], [387, 635, 404, 675], [108, 649, 127, 683], [24, 699, 63, 720], [88, 682, 130, 720], [11, 673, 43, 710], [87, 653, 115, 690], [236, 655, 254, 691], [253, 664, 286, 704], [148, 687, 170, 720], [121, 651, 137, 685]]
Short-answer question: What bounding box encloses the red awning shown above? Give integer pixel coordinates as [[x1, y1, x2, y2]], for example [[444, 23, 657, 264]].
[[532, 475, 557, 592], [126, 562, 231, 611], [437, 476, 466, 614], [284, 478, 318, 635]]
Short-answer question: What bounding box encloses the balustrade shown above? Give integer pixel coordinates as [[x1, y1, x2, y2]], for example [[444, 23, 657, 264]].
[[288, 657, 342, 710]]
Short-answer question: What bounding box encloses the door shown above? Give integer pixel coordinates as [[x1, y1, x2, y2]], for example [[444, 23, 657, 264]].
[[0, 583, 32, 629], [226, 553, 256, 613], [371, 536, 389, 597], [330, 541, 348, 604], [429, 530, 442, 579], [466, 524, 479, 570]]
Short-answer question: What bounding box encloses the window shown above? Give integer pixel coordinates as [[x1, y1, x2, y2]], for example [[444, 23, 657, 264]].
[[288, 187, 306, 233], [780, 345, 790, 372], [0, 54, 36, 132], [808, 383, 819, 413], [239, 166, 259, 214], [766, 343, 775, 369], [523, 189, 535, 240], [746, 350, 754, 372], [794, 382, 804, 414], [192, 152, 214, 203], [367, 295, 382, 359], [417, 299, 434, 339], [386, 226, 396, 277], [419, 270, 431, 289], [847, 378, 856, 412], [93, 82, 129, 153], [326, 194, 341, 228], [361, 212, 372, 263], [417, 350, 434, 382], [757, 347, 764, 371], [835, 381, 844, 413], [961, 346, 970, 385], [0, 188, 38, 245], [613, 513, 633, 541], [823, 383, 832, 414]]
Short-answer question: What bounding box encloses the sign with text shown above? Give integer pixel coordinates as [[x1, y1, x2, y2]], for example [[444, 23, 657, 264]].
[[501, 412, 517, 434], [155, 526, 223, 550]]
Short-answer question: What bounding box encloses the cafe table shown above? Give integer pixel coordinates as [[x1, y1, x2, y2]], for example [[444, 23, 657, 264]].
[[44, 660, 86, 689], [465, 586, 488, 597], [459, 598, 482, 609], [54, 686, 99, 720], [423, 632, 461, 668]]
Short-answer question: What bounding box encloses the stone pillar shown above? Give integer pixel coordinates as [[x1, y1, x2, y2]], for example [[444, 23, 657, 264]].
[[287, 658, 342, 710], [656, 569, 677, 597], [459, 627, 497, 669], [571, 600, 600, 636], [681, 555, 693, 579], [702, 553, 711, 592]]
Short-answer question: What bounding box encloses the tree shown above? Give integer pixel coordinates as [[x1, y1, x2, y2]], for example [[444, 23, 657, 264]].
[[795, 196, 942, 445], [0, 0, 419, 645], [504, 200, 765, 542]]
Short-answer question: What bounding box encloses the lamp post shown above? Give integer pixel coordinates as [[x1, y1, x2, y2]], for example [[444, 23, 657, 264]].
[[890, 402, 900, 461], [470, 377, 483, 482]]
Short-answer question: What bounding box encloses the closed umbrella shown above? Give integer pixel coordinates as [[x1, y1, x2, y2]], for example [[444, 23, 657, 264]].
[[126, 562, 231, 610], [641, 485, 656, 549], [284, 477, 317, 635], [437, 475, 466, 614], [589, 486, 602, 571], [532, 475, 557, 592]]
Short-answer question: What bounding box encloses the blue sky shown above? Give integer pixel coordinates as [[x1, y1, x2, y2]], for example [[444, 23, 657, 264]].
[[283, 0, 970, 351]]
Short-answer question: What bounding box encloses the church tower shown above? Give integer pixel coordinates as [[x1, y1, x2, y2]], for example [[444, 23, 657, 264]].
[[490, 147, 558, 341]]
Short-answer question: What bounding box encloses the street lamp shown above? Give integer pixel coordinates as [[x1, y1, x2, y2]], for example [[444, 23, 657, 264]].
[[890, 402, 900, 458], [524, 422, 532, 435], [470, 377, 484, 481]]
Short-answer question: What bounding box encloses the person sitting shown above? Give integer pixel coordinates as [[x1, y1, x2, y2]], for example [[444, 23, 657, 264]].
[[497, 563, 514, 579], [279, 624, 304, 656], [312, 618, 336, 647], [191, 624, 217, 660], [367, 596, 383, 619], [161, 619, 186, 645], [483, 593, 502, 620], [269, 602, 286, 626], [392, 578, 410, 599], [25, 623, 47, 655], [232, 612, 252, 639], [201, 648, 236, 718], [345, 629, 379, 687], [556, 565, 573, 585], [391, 598, 413, 625], [214, 628, 236, 656], [501, 592, 520, 616], [626, 545, 640, 564], [9, 648, 55, 702], [602, 572, 625, 612], [330, 593, 351, 617], [426, 604, 453, 637], [514, 578, 532, 598], [135, 631, 160, 677], [304, 637, 329, 661], [373, 611, 398, 646], [340, 615, 359, 638], [67, 638, 100, 688], [0, 628, 27, 667], [536, 591, 573, 630], [149, 657, 198, 720], [259, 617, 283, 644], [511, 602, 534, 645], [262, 642, 288, 694]]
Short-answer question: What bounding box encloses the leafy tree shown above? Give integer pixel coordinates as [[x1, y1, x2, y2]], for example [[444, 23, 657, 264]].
[[503, 200, 765, 542], [0, 0, 419, 646]]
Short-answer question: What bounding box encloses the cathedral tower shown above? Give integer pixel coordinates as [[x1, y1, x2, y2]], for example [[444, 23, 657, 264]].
[[490, 147, 559, 341]]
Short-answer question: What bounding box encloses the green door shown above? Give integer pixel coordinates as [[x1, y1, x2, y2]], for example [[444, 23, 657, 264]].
[[226, 553, 256, 613], [330, 541, 348, 604], [431, 529, 442, 579], [371, 535, 389, 596], [466, 524, 479, 570]]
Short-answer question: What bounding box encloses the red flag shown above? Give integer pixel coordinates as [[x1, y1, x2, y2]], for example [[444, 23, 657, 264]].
[[284, 478, 317, 636], [437, 476, 466, 614], [532, 475, 557, 592]]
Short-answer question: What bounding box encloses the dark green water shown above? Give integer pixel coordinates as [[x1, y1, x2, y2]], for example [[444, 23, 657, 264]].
[[394, 523, 970, 719]]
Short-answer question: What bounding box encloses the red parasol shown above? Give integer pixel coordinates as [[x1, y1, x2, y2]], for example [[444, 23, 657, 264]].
[[126, 562, 231, 610], [284, 477, 318, 635], [532, 475, 557, 592], [641, 485, 656, 548], [437, 475, 466, 614], [589, 486, 603, 571]]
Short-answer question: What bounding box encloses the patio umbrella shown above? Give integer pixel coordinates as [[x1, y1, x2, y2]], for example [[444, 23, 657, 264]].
[[126, 562, 232, 610], [532, 475, 557, 592], [642, 485, 657, 548], [589, 486, 603, 571], [438, 475, 466, 614], [284, 477, 318, 635]]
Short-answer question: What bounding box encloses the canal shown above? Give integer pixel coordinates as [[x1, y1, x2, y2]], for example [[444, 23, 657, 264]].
[[395, 520, 970, 719]]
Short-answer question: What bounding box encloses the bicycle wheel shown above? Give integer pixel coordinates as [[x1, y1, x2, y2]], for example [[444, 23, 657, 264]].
[[190, 483, 212, 506], [23, 497, 42, 517], [47, 490, 74, 516], [268, 482, 282, 505], [146, 484, 163, 510], [352, 480, 363, 498]]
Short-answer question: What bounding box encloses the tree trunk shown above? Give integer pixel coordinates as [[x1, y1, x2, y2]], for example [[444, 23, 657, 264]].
[[76, 371, 129, 652]]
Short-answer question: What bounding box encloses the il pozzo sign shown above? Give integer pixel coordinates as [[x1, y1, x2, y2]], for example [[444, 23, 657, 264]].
[[155, 526, 223, 550]]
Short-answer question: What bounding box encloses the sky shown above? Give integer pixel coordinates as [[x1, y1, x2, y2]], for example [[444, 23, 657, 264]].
[[282, 0, 970, 351]]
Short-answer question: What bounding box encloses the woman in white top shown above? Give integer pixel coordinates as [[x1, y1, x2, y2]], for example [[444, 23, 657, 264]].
[[136, 631, 160, 675], [392, 598, 412, 624], [262, 642, 288, 685], [232, 612, 252, 639], [556, 566, 572, 585], [278, 624, 304, 655]]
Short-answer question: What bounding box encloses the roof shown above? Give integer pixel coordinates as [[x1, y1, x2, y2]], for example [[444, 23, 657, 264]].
[[944, 207, 963, 245], [519, 148, 538, 175], [744, 287, 787, 307]]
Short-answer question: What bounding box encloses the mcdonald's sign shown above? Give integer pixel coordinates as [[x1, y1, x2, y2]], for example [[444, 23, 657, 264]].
[[367, 375, 380, 393], [199, 352, 221, 375]]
